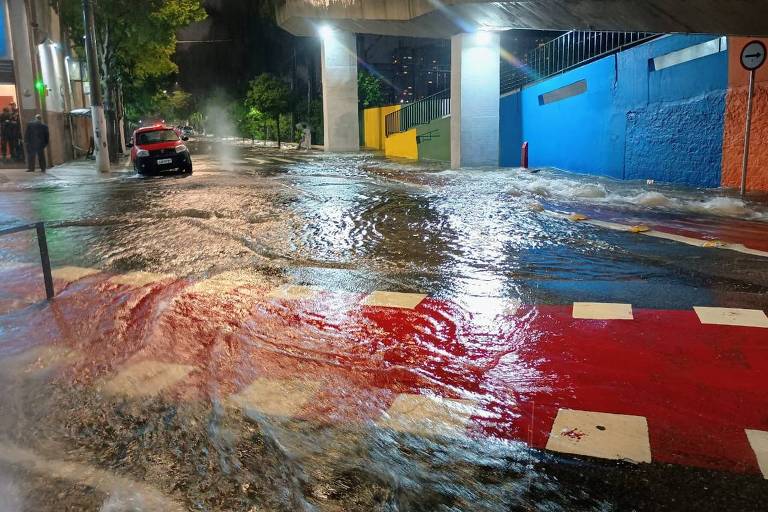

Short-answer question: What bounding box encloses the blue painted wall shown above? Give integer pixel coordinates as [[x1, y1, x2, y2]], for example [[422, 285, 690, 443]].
[[0, 0, 8, 59], [499, 34, 729, 187], [499, 92, 522, 166]]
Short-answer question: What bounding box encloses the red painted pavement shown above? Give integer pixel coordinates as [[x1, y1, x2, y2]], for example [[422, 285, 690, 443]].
[[1, 271, 766, 476]]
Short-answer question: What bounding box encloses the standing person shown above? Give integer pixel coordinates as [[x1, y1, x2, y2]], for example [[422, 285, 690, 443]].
[[0, 108, 10, 161], [8, 113, 21, 161], [25, 114, 49, 173]]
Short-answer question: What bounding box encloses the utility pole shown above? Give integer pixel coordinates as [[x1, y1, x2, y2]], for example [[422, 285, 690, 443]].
[[82, 0, 110, 172]]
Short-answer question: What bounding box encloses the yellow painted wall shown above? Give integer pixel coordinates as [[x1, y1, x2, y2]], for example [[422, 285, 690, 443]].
[[363, 105, 400, 150], [384, 128, 419, 160]]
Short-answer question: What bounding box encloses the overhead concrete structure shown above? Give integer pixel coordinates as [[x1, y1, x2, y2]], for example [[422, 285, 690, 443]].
[[450, 31, 500, 169], [320, 28, 360, 152], [277, 0, 768, 38]]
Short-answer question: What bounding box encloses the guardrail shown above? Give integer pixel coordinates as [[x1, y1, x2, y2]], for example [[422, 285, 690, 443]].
[[501, 31, 659, 94], [385, 88, 450, 137], [0, 222, 54, 300]]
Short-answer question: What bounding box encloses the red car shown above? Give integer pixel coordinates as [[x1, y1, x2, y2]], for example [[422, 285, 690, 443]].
[[128, 125, 192, 175]]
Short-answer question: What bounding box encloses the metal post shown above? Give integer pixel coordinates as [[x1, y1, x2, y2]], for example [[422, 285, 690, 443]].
[[740, 69, 756, 197], [82, 0, 111, 172], [35, 223, 54, 300]]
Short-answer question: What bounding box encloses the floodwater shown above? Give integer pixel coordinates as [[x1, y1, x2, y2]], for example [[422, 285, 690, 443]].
[[0, 141, 767, 511]]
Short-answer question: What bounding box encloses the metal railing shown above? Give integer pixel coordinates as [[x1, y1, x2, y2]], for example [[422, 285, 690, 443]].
[[385, 88, 450, 137], [0, 222, 54, 300], [501, 31, 659, 94]]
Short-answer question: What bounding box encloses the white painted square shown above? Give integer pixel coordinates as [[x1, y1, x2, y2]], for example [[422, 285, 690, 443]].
[[362, 291, 427, 310], [228, 378, 321, 417], [572, 302, 634, 320], [694, 307, 768, 328], [109, 272, 175, 287], [0, 346, 81, 376], [267, 284, 322, 300], [52, 266, 100, 284], [546, 409, 651, 463], [746, 429, 768, 479], [185, 271, 268, 296], [376, 394, 476, 437], [102, 360, 194, 397]]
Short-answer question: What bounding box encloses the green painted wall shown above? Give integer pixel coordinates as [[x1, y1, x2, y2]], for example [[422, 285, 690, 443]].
[[416, 116, 450, 162]]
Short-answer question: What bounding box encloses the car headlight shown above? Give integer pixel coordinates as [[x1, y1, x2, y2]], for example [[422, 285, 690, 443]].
[[175, 145, 188, 153], [136, 149, 149, 157]]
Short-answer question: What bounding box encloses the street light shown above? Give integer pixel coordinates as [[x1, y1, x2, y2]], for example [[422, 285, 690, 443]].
[[318, 25, 334, 40]]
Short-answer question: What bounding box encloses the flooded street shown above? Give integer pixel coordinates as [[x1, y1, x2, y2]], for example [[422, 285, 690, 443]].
[[0, 141, 767, 511]]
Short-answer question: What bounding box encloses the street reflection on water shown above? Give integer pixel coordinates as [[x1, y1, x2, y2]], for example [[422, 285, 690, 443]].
[[0, 142, 767, 510]]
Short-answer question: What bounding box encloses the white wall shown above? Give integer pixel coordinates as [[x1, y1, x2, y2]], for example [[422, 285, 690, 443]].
[[450, 31, 500, 169]]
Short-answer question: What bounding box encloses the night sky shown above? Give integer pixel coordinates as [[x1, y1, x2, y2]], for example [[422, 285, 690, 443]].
[[174, 1, 562, 102]]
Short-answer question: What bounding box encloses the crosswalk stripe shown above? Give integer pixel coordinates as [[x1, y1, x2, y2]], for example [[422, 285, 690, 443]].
[[51, 266, 101, 284], [746, 429, 768, 479], [101, 360, 194, 397], [376, 394, 476, 438], [109, 271, 175, 287], [361, 291, 427, 309], [572, 302, 634, 320], [228, 377, 321, 417], [546, 409, 652, 463]]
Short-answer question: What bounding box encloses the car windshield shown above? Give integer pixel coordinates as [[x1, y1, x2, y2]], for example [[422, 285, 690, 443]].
[[137, 129, 179, 145]]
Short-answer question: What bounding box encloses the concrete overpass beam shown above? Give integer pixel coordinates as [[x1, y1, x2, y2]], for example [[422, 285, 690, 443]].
[[450, 32, 500, 169], [321, 29, 360, 152]]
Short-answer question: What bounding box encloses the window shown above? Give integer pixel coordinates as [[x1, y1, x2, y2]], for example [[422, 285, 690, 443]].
[[138, 129, 179, 145]]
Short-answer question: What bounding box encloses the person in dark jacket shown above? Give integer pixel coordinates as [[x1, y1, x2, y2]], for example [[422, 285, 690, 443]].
[[25, 114, 49, 172], [0, 108, 10, 161]]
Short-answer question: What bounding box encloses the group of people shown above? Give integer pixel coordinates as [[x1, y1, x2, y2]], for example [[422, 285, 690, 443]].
[[0, 103, 50, 172], [0, 105, 22, 163]]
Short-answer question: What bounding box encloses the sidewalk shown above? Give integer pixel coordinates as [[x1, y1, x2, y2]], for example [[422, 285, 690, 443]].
[[0, 158, 133, 187]]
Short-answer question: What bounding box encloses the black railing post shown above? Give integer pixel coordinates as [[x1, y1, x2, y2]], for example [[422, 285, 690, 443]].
[[35, 222, 54, 300]]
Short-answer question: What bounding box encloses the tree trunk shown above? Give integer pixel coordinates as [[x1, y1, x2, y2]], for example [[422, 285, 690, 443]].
[[276, 115, 281, 149]]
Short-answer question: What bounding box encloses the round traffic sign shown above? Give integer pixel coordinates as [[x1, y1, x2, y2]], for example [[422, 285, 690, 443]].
[[741, 40, 766, 71]]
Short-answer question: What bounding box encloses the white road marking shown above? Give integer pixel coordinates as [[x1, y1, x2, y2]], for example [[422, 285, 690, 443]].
[[693, 307, 768, 328], [109, 271, 175, 287], [228, 377, 321, 417], [101, 360, 194, 397], [376, 393, 476, 437], [361, 291, 427, 310], [51, 266, 101, 284], [746, 429, 768, 479], [267, 284, 322, 300], [546, 409, 652, 463], [572, 302, 634, 320]]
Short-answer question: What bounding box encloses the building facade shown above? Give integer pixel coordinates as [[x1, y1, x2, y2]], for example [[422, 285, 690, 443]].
[[2, 0, 88, 167]]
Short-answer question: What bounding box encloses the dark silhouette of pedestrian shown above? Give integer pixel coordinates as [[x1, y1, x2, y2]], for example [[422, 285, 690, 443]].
[[0, 108, 10, 161], [7, 112, 21, 161], [25, 114, 49, 172]]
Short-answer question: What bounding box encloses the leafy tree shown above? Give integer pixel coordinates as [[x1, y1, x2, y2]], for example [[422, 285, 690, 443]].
[[53, 0, 206, 152], [189, 111, 205, 133], [153, 89, 193, 122], [358, 71, 384, 108], [245, 73, 293, 148]]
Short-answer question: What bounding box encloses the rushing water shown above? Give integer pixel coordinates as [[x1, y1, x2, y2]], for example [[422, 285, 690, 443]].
[[0, 142, 767, 511]]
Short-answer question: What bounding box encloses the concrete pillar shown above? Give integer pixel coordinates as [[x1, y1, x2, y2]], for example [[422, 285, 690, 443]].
[[450, 32, 500, 169], [320, 29, 359, 152]]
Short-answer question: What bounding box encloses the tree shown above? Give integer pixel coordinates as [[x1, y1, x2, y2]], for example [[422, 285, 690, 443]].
[[358, 71, 384, 109], [53, 0, 206, 154], [245, 73, 293, 148]]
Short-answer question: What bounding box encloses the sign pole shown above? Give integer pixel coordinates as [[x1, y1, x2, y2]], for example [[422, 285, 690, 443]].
[[738, 40, 766, 197], [740, 69, 755, 197]]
